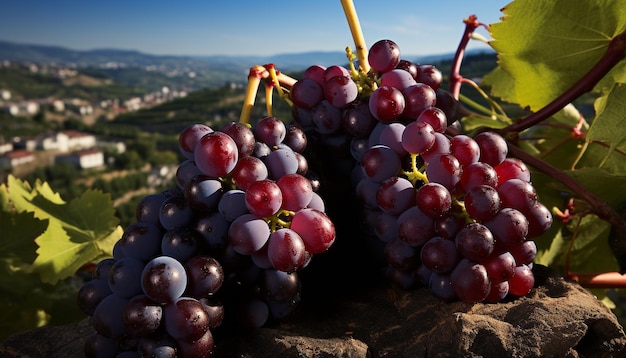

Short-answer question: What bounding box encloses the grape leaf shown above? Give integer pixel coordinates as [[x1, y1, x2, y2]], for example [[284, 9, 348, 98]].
[[5, 175, 121, 284], [0, 210, 48, 263], [586, 83, 626, 165], [484, 0, 626, 111]]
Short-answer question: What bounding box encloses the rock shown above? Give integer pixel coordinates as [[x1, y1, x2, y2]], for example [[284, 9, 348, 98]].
[[1, 265, 625, 357]]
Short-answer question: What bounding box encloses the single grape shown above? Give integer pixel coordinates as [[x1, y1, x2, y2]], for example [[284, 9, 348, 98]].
[[429, 272, 457, 302], [231, 155, 269, 190], [290, 208, 335, 254], [122, 294, 162, 337], [425, 153, 461, 191], [159, 191, 194, 231], [376, 176, 416, 215], [184, 256, 224, 298], [474, 131, 508, 167], [525, 203, 553, 238], [245, 179, 283, 218], [342, 100, 378, 138], [163, 297, 210, 342], [420, 236, 460, 274], [178, 124, 213, 160], [508, 264, 535, 296], [290, 78, 324, 109], [484, 280, 510, 303], [455, 222, 495, 262], [402, 83, 437, 119], [498, 178, 538, 214], [397, 206, 435, 247], [368, 39, 401, 73], [220, 121, 256, 157], [494, 157, 531, 185], [450, 258, 490, 303], [194, 131, 239, 178], [323, 75, 358, 108], [481, 251, 516, 283], [416, 64, 443, 90], [380, 68, 417, 90], [184, 175, 224, 212], [508, 240, 537, 266], [107, 257, 144, 298], [255, 116, 287, 146], [417, 107, 447, 133], [118, 222, 163, 262], [258, 268, 301, 302], [267, 228, 307, 272], [77, 279, 112, 316], [276, 173, 313, 212], [379, 122, 407, 157], [369, 86, 406, 123], [303, 64, 326, 85], [91, 294, 129, 338], [141, 256, 188, 304], [283, 124, 308, 153], [401, 120, 436, 154], [228, 213, 271, 255], [135, 193, 167, 227], [450, 134, 480, 167], [311, 100, 343, 134], [416, 182, 452, 218], [361, 145, 401, 183], [161, 226, 202, 263], [384, 237, 420, 272], [374, 211, 398, 242], [464, 184, 501, 221], [265, 147, 299, 180], [460, 162, 498, 192], [484, 208, 529, 246]]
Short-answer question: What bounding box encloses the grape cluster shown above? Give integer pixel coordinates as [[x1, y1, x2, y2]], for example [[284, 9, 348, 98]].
[[288, 39, 552, 303], [77, 118, 335, 357]]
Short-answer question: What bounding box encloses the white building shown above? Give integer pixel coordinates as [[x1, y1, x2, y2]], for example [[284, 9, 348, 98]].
[[0, 150, 35, 169], [55, 149, 104, 169]]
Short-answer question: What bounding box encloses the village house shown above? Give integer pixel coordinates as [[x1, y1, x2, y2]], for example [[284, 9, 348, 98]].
[[55, 149, 104, 169], [0, 149, 35, 169]]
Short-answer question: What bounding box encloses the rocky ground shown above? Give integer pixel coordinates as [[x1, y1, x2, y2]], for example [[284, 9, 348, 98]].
[[1, 264, 625, 357]]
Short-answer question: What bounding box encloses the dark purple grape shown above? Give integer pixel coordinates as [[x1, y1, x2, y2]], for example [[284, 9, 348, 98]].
[[397, 206, 435, 247], [508, 264, 535, 296], [161, 226, 202, 262], [119, 222, 163, 262], [254, 116, 286, 146], [178, 124, 213, 160], [464, 184, 501, 221], [77, 279, 112, 316], [163, 297, 210, 342], [141, 256, 187, 304], [416, 182, 452, 218], [194, 131, 238, 178], [402, 83, 437, 119], [475, 131, 508, 167], [290, 78, 324, 109], [376, 176, 415, 215], [92, 294, 129, 338], [108, 257, 144, 298], [450, 258, 490, 303], [369, 86, 405, 123], [455, 222, 495, 262], [122, 294, 162, 337], [220, 121, 256, 157], [384, 237, 420, 272], [481, 251, 516, 283], [421, 236, 460, 274], [323, 75, 358, 108], [416, 64, 442, 90]]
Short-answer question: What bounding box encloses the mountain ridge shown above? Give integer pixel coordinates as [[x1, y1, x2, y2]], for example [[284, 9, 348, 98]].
[[0, 39, 495, 72]]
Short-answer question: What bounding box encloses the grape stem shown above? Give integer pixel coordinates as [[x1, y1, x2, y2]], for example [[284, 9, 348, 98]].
[[449, 15, 488, 100], [340, 0, 370, 74]]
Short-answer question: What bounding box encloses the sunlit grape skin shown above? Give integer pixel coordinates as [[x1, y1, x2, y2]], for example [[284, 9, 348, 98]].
[[194, 131, 238, 178]]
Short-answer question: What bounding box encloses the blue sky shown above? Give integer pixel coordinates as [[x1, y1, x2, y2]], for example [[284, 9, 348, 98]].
[[0, 1, 510, 57]]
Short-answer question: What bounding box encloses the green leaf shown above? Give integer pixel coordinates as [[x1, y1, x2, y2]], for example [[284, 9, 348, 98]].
[[485, 0, 626, 111], [5, 175, 121, 284], [566, 167, 626, 208], [0, 209, 48, 264], [586, 83, 626, 166]]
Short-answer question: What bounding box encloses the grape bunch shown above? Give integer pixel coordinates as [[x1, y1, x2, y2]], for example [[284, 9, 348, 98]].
[[77, 118, 336, 357], [288, 39, 553, 303]]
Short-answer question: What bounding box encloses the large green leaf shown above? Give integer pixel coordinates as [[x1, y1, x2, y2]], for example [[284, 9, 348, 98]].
[[5, 175, 121, 284], [485, 0, 626, 111]]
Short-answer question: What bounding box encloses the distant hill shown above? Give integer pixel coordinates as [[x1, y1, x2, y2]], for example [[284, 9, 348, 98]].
[[0, 39, 495, 74]]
